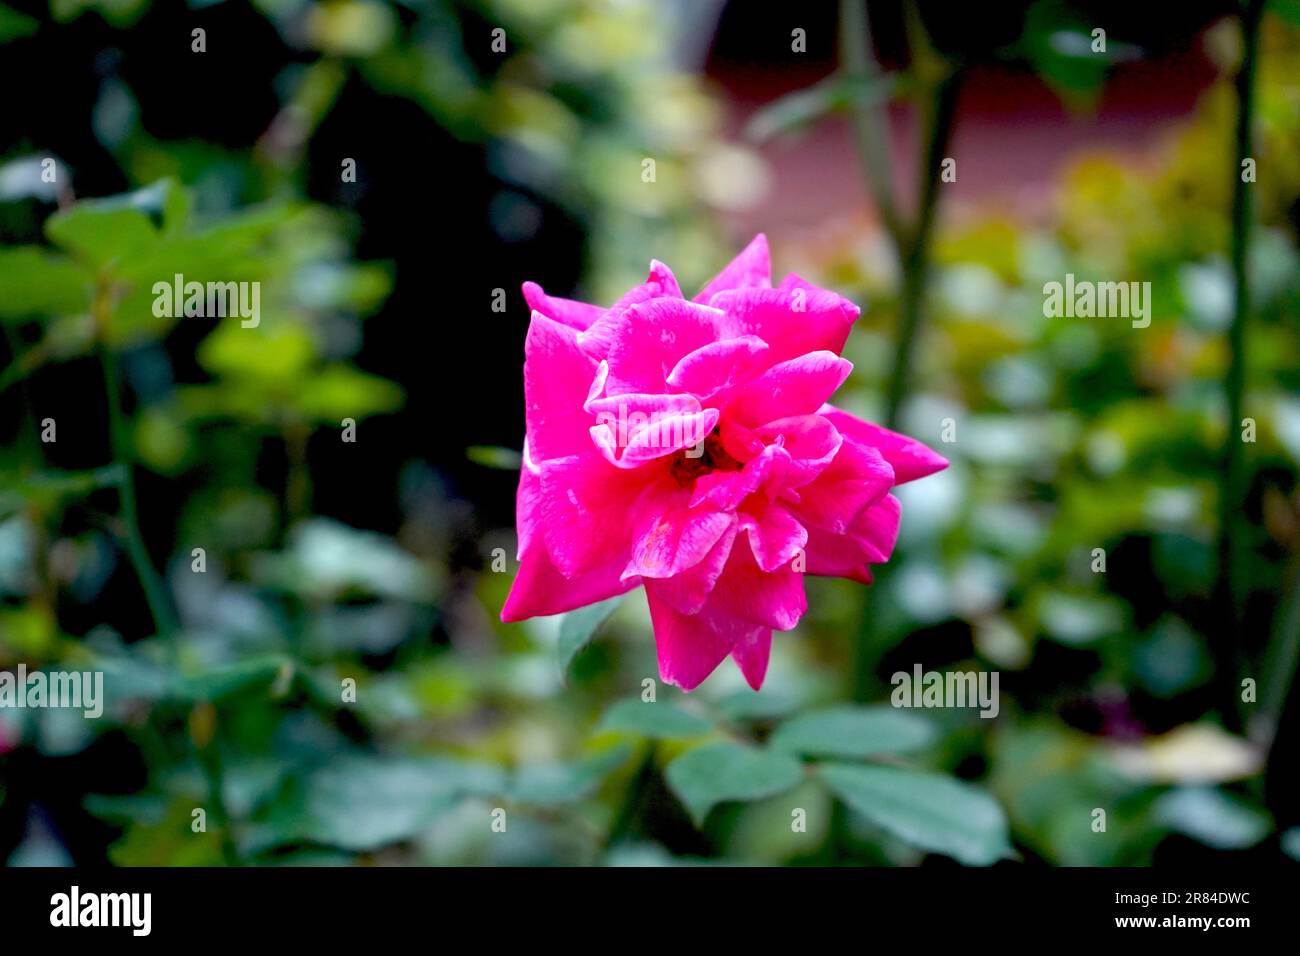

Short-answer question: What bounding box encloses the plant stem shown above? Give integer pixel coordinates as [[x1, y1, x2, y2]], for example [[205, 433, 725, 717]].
[[101, 343, 180, 640], [190, 701, 242, 866], [1256, 563, 1300, 747], [883, 67, 963, 431], [604, 741, 656, 850], [839, 0, 904, 247], [1214, 0, 1265, 732]]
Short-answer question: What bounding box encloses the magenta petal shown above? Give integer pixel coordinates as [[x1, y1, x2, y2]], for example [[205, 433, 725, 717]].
[[689, 449, 775, 510], [524, 312, 601, 462], [694, 234, 772, 304], [647, 590, 742, 691], [502, 467, 636, 621], [604, 298, 729, 395], [755, 414, 844, 488], [622, 409, 718, 463], [522, 281, 604, 331], [723, 351, 853, 428], [804, 493, 902, 581], [666, 335, 770, 399], [849, 492, 902, 563], [647, 259, 685, 299], [738, 505, 807, 573], [502, 545, 637, 621], [538, 454, 667, 577], [512, 456, 544, 559], [730, 628, 773, 690], [709, 538, 808, 632], [819, 406, 949, 484], [586, 392, 708, 464], [585, 391, 700, 420], [626, 505, 735, 581], [643, 519, 738, 615], [706, 285, 860, 364], [577, 260, 686, 359], [803, 527, 875, 584], [795, 439, 895, 533]]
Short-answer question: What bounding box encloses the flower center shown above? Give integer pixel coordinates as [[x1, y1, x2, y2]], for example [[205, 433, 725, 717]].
[[670, 427, 743, 485]]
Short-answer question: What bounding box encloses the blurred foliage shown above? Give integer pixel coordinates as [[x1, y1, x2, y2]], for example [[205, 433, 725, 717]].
[[2, 0, 1300, 868]]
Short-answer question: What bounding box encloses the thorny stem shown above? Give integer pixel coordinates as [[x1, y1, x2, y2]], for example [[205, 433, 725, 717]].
[[1214, 0, 1265, 733]]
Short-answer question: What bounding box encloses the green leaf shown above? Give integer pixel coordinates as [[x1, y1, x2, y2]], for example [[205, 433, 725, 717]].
[[255, 518, 439, 602], [557, 595, 624, 676], [0, 247, 92, 320], [255, 754, 506, 852], [90, 649, 295, 708], [713, 688, 799, 722], [44, 179, 189, 269], [1271, 0, 1300, 27], [51, 0, 149, 28], [819, 763, 1012, 865], [1153, 787, 1271, 850], [466, 445, 522, 470], [293, 365, 405, 421], [745, 73, 895, 143], [103, 799, 225, 866], [771, 705, 935, 759], [0, 4, 38, 43], [1009, 2, 1138, 103], [173, 655, 295, 703], [598, 698, 712, 739], [198, 322, 316, 381], [665, 743, 804, 825], [510, 743, 632, 807]]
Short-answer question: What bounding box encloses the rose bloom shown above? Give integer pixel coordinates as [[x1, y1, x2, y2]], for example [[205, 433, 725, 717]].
[[502, 236, 946, 690]]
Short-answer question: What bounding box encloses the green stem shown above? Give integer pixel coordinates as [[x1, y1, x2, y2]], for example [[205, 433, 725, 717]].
[[1256, 563, 1300, 747], [101, 343, 180, 640], [1214, 0, 1265, 732], [883, 68, 963, 431], [839, 0, 904, 247], [604, 741, 656, 849], [195, 715, 242, 866]]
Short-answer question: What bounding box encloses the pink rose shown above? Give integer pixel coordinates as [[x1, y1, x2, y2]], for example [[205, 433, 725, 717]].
[[502, 235, 947, 690]]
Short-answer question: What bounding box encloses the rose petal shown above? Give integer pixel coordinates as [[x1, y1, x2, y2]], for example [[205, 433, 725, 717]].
[[666, 335, 770, 399], [723, 352, 853, 428], [522, 281, 604, 331], [694, 233, 772, 304], [604, 298, 730, 395], [730, 628, 773, 690], [524, 312, 601, 462], [707, 285, 860, 365], [577, 259, 685, 359], [819, 405, 949, 484]]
